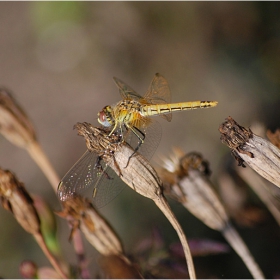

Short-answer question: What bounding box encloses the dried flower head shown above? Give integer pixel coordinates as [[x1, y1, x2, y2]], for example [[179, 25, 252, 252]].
[[0, 168, 69, 278], [58, 195, 124, 256], [219, 116, 280, 188], [158, 149, 265, 279], [0, 168, 40, 234], [0, 88, 36, 148], [159, 150, 228, 230], [58, 195, 144, 278]]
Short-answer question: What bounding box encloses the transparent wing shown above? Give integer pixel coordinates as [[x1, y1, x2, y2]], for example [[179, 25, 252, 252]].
[[113, 76, 144, 101], [143, 73, 171, 104], [57, 150, 100, 201], [57, 150, 126, 208], [143, 73, 172, 122], [91, 163, 126, 209], [114, 74, 172, 122], [122, 119, 162, 160]]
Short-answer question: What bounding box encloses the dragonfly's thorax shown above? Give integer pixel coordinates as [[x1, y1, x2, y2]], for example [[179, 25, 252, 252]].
[[113, 99, 144, 125], [98, 105, 115, 127]]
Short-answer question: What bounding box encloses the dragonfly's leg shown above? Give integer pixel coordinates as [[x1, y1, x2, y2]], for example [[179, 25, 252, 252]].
[[113, 155, 123, 177], [108, 121, 119, 136], [94, 156, 113, 179], [131, 125, 145, 153], [94, 156, 104, 176], [124, 124, 146, 168], [92, 158, 114, 198]]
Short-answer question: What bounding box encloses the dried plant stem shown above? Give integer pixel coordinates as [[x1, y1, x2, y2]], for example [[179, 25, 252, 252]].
[[222, 224, 265, 279], [27, 141, 60, 192], [34, 232, 68, 279], [154, 195, 196, 279]]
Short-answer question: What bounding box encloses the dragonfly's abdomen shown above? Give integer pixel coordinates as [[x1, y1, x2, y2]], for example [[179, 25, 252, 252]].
[[141, 101, 218, 117]]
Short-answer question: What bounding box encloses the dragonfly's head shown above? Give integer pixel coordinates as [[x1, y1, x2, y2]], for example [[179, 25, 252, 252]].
[[98, 105, 115, 127]]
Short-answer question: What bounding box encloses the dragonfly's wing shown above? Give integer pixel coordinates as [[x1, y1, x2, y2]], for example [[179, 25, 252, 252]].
[[57, 150, 126, 208], [124, 119, 162, 160], [57, 150, 100, 201], [113, 77, 144, 101], [91, 162, 126, 209], [143, 73, 172, 122], [143, 73, 171, 104]]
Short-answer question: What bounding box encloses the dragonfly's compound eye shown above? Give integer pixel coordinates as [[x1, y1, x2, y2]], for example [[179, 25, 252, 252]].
[[98, 107, 113, 127]]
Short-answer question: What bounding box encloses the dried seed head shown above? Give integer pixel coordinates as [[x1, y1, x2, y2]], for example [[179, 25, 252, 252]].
[[219, 116, 280, 188], [160, 148, 211, 184], [0, 169, 69, 279], [0, 88, 36, 148], [111, 144, 163, 200], [0, 168, 41, 235], [179, 152, 211, 177], [59, 195, 142, 278], [74, 122, 163, 200], [159, 151, 265, 279], [58, 196, 123, 256], [159, 151, 228, 231], [219, 116, 253, 150], [74, 122, 121, 158]]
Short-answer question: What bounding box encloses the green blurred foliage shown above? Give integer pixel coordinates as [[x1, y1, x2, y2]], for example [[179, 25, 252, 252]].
[[30, 2, 87, 33]]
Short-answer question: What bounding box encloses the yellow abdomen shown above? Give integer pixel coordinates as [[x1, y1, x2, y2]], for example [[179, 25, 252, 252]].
[[141, 101, 218, 117]]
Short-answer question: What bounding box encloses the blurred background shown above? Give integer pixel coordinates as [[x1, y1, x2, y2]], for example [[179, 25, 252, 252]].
[[0, 2, 280, 278]]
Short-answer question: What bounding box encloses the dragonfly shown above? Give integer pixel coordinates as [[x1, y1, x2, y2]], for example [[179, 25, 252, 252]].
[[58, 74, 218, 208], [98, 73, 218, 157]]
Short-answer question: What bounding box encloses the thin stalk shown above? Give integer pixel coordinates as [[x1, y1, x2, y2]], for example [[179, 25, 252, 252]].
[[34, 232, 68, 279], [154, 195, 196, 279], [27, 141, 60, 192], [222, 224, 265, 279]]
